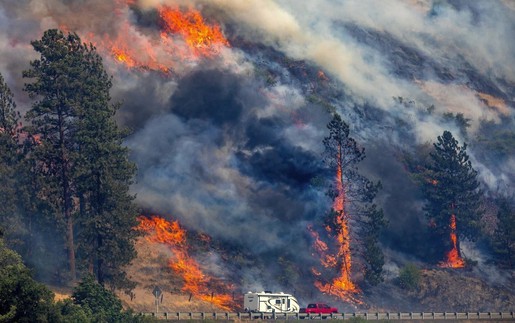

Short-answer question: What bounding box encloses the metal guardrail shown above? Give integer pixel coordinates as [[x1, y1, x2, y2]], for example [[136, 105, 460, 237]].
[[139, 311, 515, 320]]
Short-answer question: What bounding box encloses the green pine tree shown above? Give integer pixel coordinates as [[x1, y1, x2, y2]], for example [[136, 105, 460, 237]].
[[362, 204, 387, 286], [23, 30, 139, 288], [23, 29, 86, 281], [423, 130, 482, 261], [72, 42, 138, 290], [0, 72, 21, 239], [491, 196, 515, 268]]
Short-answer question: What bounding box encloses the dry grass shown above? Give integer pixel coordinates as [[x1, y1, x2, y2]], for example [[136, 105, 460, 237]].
[[46, 237, 230, 312], [117, 237, 228, 313]]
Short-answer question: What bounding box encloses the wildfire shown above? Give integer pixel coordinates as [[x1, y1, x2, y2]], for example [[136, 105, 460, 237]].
[[438, 214, 465, 268], [159, 6, 229, 58], [75, 3, 229, 73], [310, 150, 361, 304], [136, 216, 236, 311]]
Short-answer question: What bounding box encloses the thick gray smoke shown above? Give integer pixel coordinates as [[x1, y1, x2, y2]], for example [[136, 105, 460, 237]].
[[1, 0, 513, 301]]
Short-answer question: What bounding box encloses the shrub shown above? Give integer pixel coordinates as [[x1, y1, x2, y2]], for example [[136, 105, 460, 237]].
[[397, 263, 421, 291]]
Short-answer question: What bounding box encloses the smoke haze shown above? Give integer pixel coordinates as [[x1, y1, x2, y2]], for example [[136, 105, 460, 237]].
[[1, 0, 513, 304]]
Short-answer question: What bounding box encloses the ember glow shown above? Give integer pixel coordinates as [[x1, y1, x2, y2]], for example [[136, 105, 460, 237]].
[[439, 214, 465, 269], [311, 150, 361, 303], [137, 216, 236, 311]]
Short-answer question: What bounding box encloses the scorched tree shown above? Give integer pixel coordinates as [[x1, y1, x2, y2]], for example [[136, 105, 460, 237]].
[[316, 113, 385, 291]]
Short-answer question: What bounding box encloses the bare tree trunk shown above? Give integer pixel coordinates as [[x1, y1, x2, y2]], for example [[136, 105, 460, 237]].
[[66, 211, 76, 281]]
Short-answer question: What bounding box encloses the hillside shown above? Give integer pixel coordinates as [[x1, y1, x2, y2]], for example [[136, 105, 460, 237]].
[[116, 238, 230, 313], [114, 236, 514, 314], [1, 0, 514, 316]]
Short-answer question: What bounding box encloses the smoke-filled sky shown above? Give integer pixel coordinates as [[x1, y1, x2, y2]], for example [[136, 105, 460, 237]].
[[1, 0, 514, 292]]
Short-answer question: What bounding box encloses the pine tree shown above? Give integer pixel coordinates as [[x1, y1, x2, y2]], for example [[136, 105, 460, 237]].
[[423, 130, 482, 263], [0, 73, 23, 244], [23, 30, 139, 287], [362, 204, 387, 286], [23, 29, 85, 281], [491, 196, 515, 268], [73, 43, 138, 290]]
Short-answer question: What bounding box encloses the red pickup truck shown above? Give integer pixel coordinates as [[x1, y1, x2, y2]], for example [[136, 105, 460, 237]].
[[300, 303, 338, 314]]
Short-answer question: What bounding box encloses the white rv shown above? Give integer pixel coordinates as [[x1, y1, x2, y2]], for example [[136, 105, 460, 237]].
[[243, 291, 300, 313]]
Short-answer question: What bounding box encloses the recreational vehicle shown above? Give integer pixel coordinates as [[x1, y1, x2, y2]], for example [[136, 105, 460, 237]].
[[243, 291, 300, 313]]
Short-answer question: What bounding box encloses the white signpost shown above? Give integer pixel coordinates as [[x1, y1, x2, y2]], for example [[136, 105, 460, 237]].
[[152, 286, 163, 315]]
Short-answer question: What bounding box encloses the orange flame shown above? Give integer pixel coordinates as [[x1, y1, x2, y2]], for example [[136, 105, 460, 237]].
[[310, 149, 361, 304], [439, 214, 465, 268], [137, 216, 236, 310], [73, 3, 229, 73], [159, 6, 229, 58]]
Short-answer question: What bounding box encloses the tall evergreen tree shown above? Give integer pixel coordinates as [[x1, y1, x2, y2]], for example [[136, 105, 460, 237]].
[[0, 73, 63, 279], [491, 196, 515, 268], [0, 73, 23, 245], [423, 130, 482, 263], [73, 43, 138, 289], [23, 29, 85, 281], [23, 29, 139, 287]]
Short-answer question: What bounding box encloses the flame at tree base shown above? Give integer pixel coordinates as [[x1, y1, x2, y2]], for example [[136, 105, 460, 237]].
[[314, 280, 362, 305], [137, 216, 236, 311], [438, 214, 465, 269]]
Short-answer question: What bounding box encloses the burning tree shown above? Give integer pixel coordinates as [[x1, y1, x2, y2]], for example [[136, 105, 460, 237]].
[[311, 113, 384, 301], [423, 130, 482, 268]]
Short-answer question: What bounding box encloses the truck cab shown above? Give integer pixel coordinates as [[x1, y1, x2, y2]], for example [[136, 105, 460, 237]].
[[300, 303, 338, 314]]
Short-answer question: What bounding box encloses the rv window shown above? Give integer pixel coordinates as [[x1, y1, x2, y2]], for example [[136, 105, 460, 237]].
[[267, 305, 271, 310], [276, 300, 281, 304], [287, 299, 290, 307]]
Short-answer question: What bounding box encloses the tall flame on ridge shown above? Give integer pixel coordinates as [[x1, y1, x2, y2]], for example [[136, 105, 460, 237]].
[[137, 216, 236, 311]]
